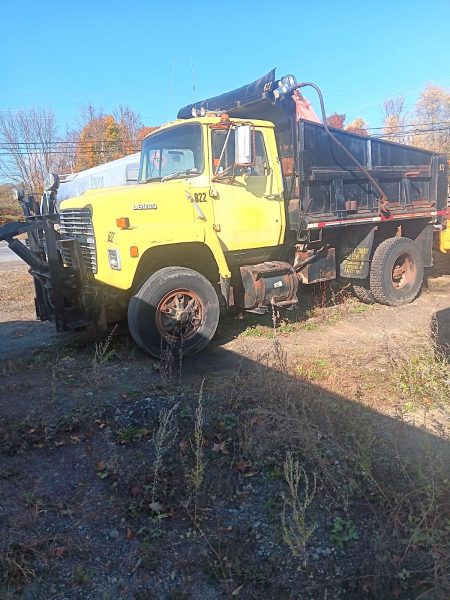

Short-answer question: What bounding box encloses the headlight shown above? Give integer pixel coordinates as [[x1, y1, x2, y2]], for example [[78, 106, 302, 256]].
[[108, 249, 121, 270], [45, 173, 60, 192]]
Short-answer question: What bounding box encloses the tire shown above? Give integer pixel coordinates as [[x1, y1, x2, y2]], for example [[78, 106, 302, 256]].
[[128, 267, 220, 358], [369, 237, 423, 306], [351, 280, 375, 304]]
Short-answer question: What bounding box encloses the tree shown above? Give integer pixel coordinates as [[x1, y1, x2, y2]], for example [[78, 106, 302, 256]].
[[0, 183, 22, 223], [382, 96, 407, 143], [137, 126, 159, 141], [326, 113, 346, 129], [410, 85, 450, 153], [114, 105, 144, 153], [74, 105, 149, 171], [74, 108, 123, 171], [0, 107, 63, 193], [346, 117, 369, 136]]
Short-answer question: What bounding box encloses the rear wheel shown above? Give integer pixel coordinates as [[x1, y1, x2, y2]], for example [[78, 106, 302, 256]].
[[369, 237, 423, 306], [128, 267, 220, 358]]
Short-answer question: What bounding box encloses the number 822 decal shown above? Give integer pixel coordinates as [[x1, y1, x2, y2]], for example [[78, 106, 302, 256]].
[[193, 192, 207, 203]]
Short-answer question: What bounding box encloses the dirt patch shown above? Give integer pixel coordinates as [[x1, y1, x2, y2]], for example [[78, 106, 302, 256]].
[[1, 267, 449, 599]]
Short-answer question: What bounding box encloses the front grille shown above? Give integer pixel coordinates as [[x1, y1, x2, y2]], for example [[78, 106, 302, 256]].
[[59, 209, 97, 273]]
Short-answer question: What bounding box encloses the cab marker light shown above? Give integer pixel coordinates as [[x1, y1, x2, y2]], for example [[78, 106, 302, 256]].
[[116, 217, 130, 229]]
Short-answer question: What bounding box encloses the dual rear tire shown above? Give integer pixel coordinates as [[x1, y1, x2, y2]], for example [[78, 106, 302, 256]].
[[352, 237, 424, 307]]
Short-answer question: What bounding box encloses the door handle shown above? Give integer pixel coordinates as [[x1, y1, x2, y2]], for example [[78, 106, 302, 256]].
[[263, 193, 283, 200]]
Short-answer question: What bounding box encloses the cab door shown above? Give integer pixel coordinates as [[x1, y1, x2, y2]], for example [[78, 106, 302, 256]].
[[210, 127, 284, 252]]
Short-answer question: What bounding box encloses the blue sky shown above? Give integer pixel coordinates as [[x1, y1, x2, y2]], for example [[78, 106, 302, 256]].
[[1, 0, 449, 133]]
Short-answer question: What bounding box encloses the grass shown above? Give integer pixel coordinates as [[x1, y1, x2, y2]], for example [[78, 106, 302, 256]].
[[296, 358, 329, 381], [92, 324, 118, 366], [395, 335, 450, 410]]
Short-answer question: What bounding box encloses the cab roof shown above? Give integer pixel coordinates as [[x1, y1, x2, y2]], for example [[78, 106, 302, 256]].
[[143, 116, 274, 140]]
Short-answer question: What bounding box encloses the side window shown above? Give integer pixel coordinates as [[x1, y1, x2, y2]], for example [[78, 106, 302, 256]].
[[211, 129, 235, 174], [253, 132, 269, 176], [211, 129, 269, 176]]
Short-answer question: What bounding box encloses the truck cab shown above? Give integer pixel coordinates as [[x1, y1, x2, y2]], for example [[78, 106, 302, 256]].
[[59, 115, 285, 290]]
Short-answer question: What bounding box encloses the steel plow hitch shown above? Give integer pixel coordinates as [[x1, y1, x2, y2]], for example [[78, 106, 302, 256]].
[[0, 220, 40, 242]]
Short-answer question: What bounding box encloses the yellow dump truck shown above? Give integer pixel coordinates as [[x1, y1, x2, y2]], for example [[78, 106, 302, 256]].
[[1, 70, 448, 357]]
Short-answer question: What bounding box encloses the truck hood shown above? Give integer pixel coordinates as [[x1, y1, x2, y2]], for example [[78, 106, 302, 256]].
[[59, 179, 194, 213]]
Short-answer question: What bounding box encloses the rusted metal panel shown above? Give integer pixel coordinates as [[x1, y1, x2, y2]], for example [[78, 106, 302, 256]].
[[296, 247, 336, 284]]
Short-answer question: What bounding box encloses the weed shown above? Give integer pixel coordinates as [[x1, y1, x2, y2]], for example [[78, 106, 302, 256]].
[[159, 342, 175, 390], [187, 381, 206, 528], [72, 566, 90, 585], [281, 452, 317, 561], [118, 427, 147, 444], [265, 463, 284, 481], [300, 320, 320, 332], [188, 381, 205, 494], [331, 516, 359, 547], [137, 538, 160, 570], [277, 321, 296, 334], [151, 403, 178, 503], [0, 542, 37, 584], [92, 324, 118, 366], [242, 325, 269, 338], [349, 300, 371, 314], [297, 358, 329, 381], [222, 412, 238, 430], [242, 325, 264, 337]]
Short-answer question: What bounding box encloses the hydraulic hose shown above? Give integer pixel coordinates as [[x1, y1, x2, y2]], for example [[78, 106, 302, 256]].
[[296, 82, 389, 212]]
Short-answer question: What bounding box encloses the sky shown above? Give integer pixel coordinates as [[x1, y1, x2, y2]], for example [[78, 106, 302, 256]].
[[0, 0, 449, 134]]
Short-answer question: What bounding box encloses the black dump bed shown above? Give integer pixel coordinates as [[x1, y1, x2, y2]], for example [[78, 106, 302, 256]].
[[178, 70, 448, 233]]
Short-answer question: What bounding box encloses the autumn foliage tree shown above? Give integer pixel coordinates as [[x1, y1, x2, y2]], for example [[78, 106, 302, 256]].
[[75, 111, 122, 171], [410, 85, 450, 154], [326, 113, 346, 129], [137, 126, 159, 141], [345, 117, 369, 136], [74, 105, 150, 171], [382, 96, 407, 143]]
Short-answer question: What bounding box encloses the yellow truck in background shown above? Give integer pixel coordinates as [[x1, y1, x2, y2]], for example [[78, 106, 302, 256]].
[[437, 200, 450, 253], [1, 70, 448, 357]]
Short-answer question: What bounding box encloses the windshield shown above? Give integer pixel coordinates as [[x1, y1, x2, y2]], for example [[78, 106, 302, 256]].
[[139, 123, 203, 182]]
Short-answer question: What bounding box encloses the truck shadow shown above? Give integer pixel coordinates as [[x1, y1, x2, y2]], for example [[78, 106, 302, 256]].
[[435, 306, 450, 356]]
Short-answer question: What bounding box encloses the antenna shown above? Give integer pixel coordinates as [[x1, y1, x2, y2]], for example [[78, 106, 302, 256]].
[[170, 56, 176, 115], [190, 57, 196, 99]]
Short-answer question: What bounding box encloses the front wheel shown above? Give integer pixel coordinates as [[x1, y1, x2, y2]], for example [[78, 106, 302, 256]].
[[128, 267, 220, 358], [369, 237, 423, 306]]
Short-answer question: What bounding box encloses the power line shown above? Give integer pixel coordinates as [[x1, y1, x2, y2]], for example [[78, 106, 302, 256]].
[[367, 120, 450, 131], [0, 122, 448, 148]]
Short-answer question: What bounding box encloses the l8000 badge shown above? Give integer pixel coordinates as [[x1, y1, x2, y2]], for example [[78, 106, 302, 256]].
[[133, 203, 158, 210]]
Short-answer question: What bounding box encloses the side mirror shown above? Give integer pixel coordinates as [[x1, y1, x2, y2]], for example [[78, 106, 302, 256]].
[[12, 187, 25, 202], [235, 125, 254, 166]]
